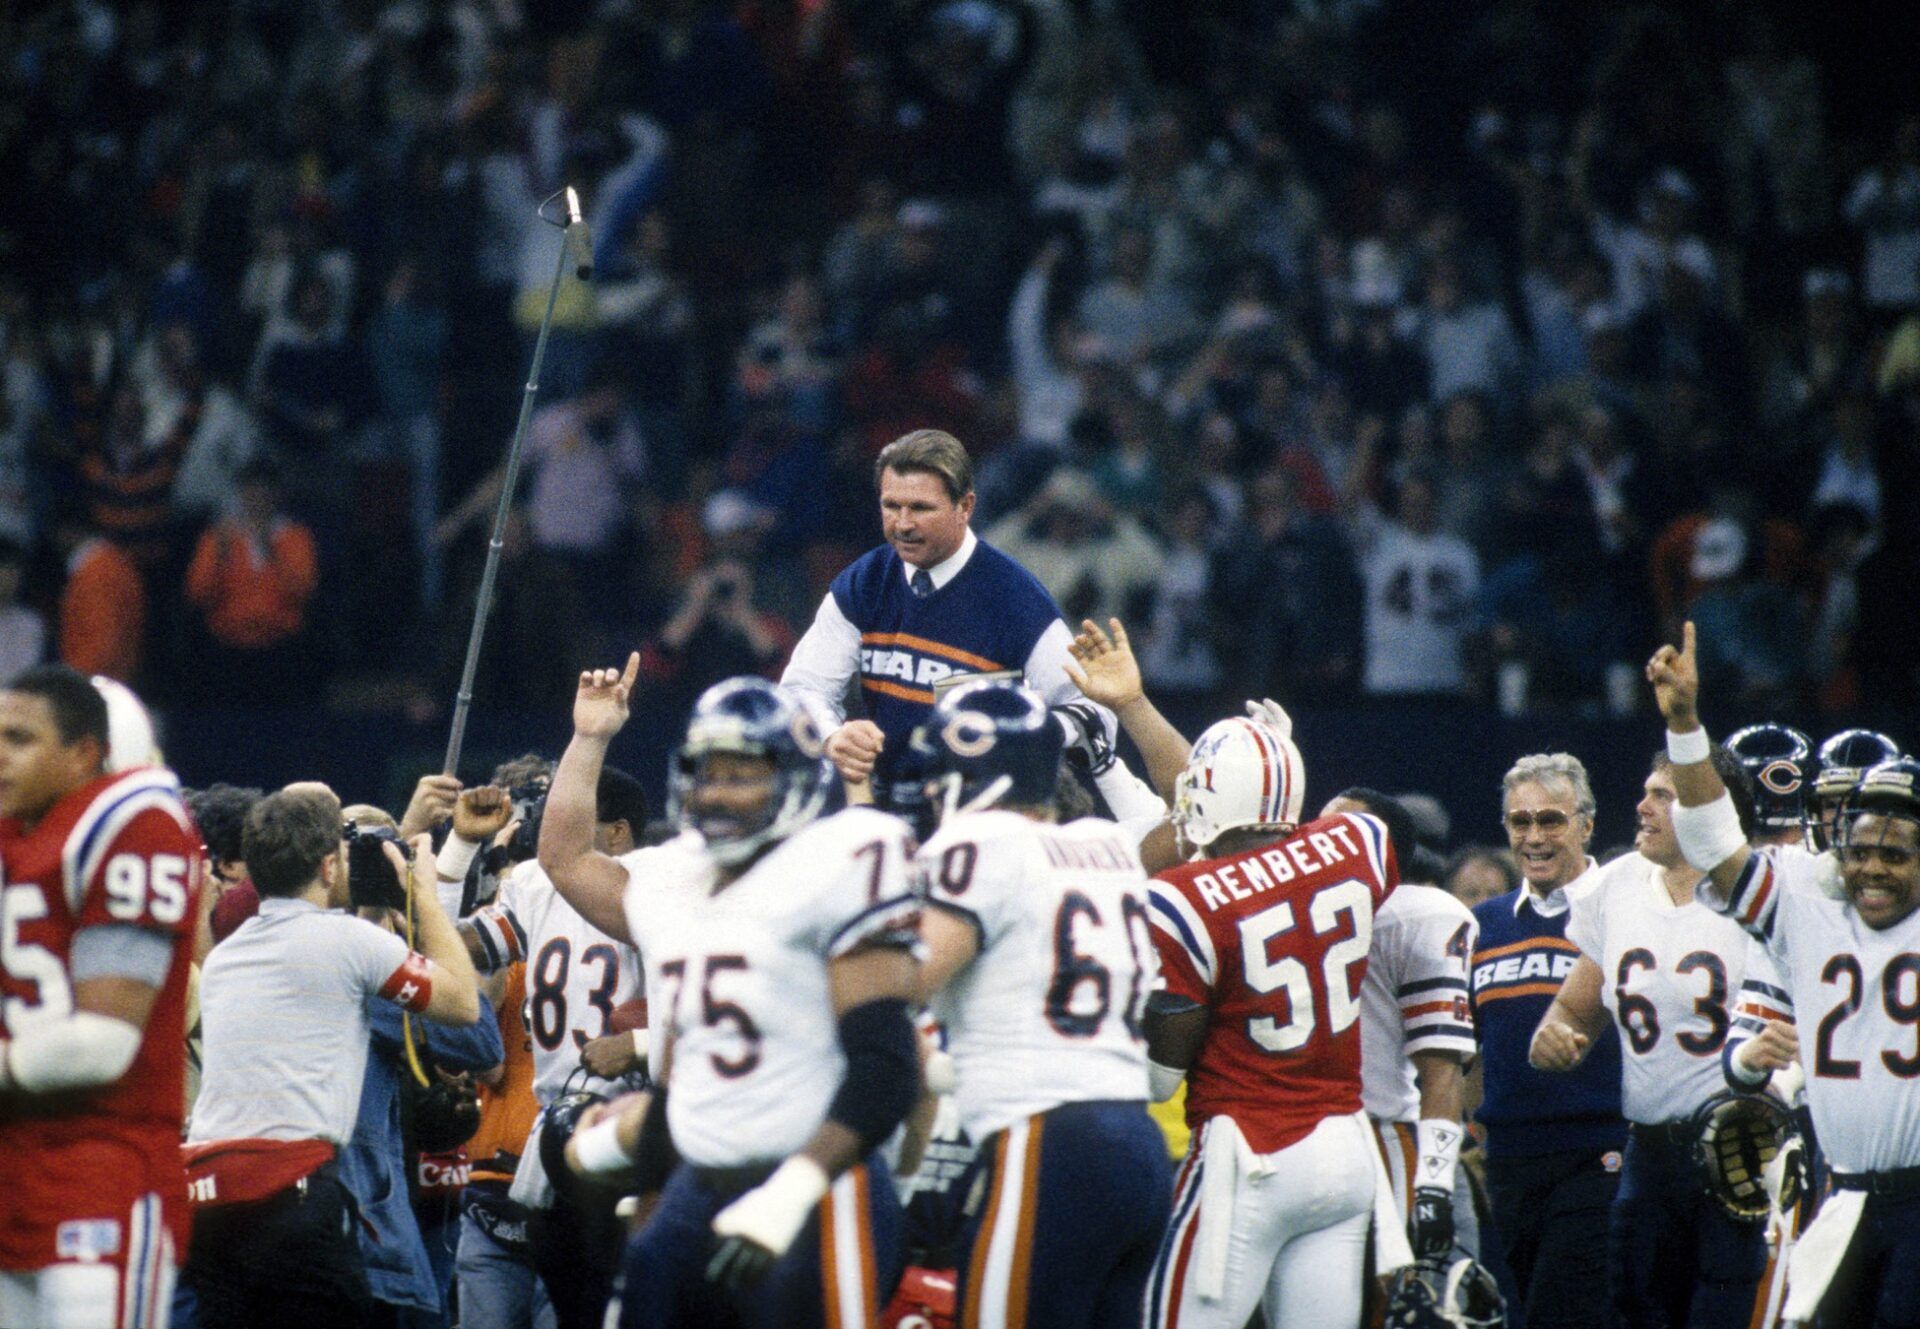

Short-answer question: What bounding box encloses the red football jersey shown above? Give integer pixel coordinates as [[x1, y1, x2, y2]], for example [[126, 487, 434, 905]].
[[0, 767, 201, 1269], [1148, 811, 1397, 1153]]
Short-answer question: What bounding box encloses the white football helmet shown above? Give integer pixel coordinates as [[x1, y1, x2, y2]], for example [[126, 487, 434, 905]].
[[1172, 716, 1306, 852], [91, 676, 160, 773]]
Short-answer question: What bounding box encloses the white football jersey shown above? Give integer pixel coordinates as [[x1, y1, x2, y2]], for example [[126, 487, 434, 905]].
[[469, 860, 644, 1105], [624, 807, 921, 1169], [916, 810, 1154, 1141], [1709, 843, 1920, 1173], [1359, 883, 1478, 1122], [1564, 853, 1751, 1124]]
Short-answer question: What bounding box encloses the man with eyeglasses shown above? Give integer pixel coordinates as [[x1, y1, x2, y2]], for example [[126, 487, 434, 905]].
[[1467, 753, 1626, 1329]]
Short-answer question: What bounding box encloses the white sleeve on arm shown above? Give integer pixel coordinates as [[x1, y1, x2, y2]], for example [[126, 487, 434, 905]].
[[780, 592, 861, 725], [1025, 621, 1117, 733]]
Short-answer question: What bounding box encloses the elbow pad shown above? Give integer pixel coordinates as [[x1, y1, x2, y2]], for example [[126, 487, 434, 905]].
[[3, 1012, 143, 1094], [827, 997, 919, 1152]]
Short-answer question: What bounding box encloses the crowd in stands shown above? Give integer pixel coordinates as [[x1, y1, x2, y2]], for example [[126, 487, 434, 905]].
[[1, 0, 1917, 724]]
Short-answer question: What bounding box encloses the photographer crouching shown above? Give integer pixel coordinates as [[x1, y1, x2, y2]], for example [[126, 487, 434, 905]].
[[182, 786, 481, 1329]]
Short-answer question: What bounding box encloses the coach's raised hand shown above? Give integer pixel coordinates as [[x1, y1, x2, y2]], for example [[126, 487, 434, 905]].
[[826, 719, 884, 784], [574, 652, 641, 739]]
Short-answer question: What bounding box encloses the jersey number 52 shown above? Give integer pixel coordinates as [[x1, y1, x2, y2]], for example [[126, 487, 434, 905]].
[[1239, 878, 1373, 1053]]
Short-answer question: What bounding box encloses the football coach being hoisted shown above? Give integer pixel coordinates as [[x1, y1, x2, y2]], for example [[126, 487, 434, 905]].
[[782, 429, 1109, 809]]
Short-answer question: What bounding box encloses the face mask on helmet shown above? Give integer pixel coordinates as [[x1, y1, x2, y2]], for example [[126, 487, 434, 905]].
[[667, 678, 830, 865], [1811, 729, 1903, 849], [920, 680, 1061, 825], [1383, 1257, 1506, 1329], [1172, 717, 1306, 853]]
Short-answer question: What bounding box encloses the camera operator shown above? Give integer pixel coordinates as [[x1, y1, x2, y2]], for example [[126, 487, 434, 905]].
[[635, 557, 794, 709], [339, 804, 503, 1329], [183, 786, 480, 1329]]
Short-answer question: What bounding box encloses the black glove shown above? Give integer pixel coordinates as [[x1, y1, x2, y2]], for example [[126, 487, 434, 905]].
[[1054, 701, 1116, 776], [706, 1233, 778, 1291], [1409, 1186, 1455, 1260]]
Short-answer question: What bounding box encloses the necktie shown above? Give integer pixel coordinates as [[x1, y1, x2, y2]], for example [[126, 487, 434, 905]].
[[911, 569, 935, 599]]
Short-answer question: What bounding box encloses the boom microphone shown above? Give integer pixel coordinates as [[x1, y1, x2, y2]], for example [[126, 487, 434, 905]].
[[563, 185, 594, 281]]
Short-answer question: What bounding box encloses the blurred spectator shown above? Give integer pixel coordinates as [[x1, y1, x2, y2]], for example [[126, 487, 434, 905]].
[[365, 260, 450, 607], [71, 381, 182, 569], [737, 274, 842, 435], [0, 539, 45, 681], [1761, 270, 1863, 440], [1418, 255, 1521, 404], [186, 461, 319, 703], [637, 556, 796, 710], [1358, 473, 1481, 697], [1687, 518, 1809, 710], [252, 269, 372, 459], [1074, 225, 1198, 368], [1810, 389, 1886, 526], [1211, 466, 1363, 702], [56, 518, 145, 685], [1807, 501, 1876, 710], [1006, 236, 1087, 448], [1134, 487, 1222, 700], [986, 467, 1162, 627], [1445, 846, 1520, 908], [133, 324, 258, 524], [1844, 113, 1920, 314], [438, 368, 647, 620]]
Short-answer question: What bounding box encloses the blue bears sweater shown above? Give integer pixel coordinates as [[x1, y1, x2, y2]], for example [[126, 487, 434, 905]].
[[1471, 889, 1627, 1159], [830, 538, 1063, 794]]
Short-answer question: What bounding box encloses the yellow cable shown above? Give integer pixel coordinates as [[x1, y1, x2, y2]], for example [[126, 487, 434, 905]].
[[401, 858, 431, 1088]]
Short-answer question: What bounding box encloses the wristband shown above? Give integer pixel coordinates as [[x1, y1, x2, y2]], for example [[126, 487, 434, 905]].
[[436, 833, 480, 884], [571, 1116, 636, 1176], [1148, 1058, 1186, 1102], [630, 1028, 650, 1064], [1673, 792, 1746, 871], [1666, 726, 1712, 766], [1727, 1040, 1770, 1089], [1415, 1119, 1464, 1192]]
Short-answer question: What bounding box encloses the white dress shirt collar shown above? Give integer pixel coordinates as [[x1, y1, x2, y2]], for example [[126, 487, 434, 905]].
[[905, 526, 978, 592], [1512, 858, 1596, 918]]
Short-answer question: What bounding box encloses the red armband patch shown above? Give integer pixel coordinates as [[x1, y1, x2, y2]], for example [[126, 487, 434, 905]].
[[378, 952, 435, 1012]]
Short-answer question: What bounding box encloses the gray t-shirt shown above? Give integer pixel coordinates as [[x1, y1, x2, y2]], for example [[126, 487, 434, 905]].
[[190, 897, 414, 1145]]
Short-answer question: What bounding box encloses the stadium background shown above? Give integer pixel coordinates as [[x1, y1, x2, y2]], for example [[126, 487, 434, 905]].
[[2, 0, 1918, 852]]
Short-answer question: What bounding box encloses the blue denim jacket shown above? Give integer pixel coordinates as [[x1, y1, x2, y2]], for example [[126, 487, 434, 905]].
[[340, 999, 503, 1311]]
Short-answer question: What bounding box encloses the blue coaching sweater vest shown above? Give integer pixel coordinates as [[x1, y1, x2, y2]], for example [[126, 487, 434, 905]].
[[1471, 889, 1627, 1159], [830, 538, 1063, 792]]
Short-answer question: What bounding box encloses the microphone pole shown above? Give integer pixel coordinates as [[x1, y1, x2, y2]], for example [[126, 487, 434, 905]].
[[443, 186, 594, 777]]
